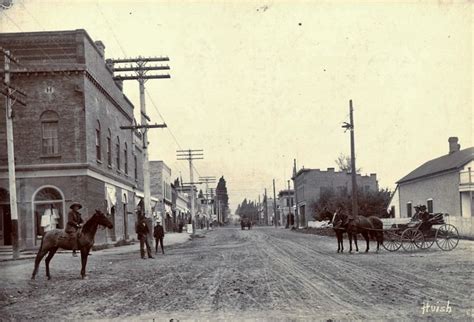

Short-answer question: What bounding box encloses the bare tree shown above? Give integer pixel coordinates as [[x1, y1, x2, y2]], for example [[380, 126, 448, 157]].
[[335, 153, 361, 173]]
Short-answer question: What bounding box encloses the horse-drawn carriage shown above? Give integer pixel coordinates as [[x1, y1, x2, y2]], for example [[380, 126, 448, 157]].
[[319, 206, 460, 253], [381, 212, 459, 252], [240, 218, 252, 230]]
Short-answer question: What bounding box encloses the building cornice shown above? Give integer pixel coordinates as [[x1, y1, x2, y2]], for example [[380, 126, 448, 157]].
[[11, 66, 134, 123], [0, 162, 139, 189], [84, 71, 134, 123]]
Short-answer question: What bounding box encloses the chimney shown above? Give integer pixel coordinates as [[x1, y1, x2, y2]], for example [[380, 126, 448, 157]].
[[448, 137, 460, 154], [115, 78, 123, 91], [94, 40, 105, 58]]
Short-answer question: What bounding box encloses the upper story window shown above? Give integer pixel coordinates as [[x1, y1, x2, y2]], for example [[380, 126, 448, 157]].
[[134, 155, 138, 180], [40, 111, 59, 155], [124, 143, 128, 175], [427, 199, 433, 213], [95, 121, 101, 161], [407, 202, 412, 218], [116, 136, 121, 170], [107, 129, 112, 166]]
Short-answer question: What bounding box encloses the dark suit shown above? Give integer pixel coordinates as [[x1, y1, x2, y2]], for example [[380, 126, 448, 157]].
[[153, 224, 165, 254], [65, 210, 83, 250], [136, 220, 153, 259]]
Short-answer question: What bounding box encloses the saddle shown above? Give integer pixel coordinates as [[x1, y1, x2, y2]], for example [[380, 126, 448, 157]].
[[58, 227, 82, 248]]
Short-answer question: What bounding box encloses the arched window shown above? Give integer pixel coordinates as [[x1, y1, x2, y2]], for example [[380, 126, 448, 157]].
[[107, 129, 112, 166], [95, 121, 101, 161], [116, 136, 121, 170], [124, 142, 128, 175], [33, 186, 65, 245], [40, 111, 59, 155]]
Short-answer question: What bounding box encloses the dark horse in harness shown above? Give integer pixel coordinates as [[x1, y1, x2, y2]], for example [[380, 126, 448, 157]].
[[319, 209, 346, 253], [333, 210, 384, 253], [31, 209, 113, 280]]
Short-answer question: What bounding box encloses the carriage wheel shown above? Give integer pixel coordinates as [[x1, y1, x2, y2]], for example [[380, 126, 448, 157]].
[[382, 230, 402, 252], [401, 228, 424, 251], [420, 230, 435, 249], [420, 237, 435, 249], [435, 224, 459, 251]]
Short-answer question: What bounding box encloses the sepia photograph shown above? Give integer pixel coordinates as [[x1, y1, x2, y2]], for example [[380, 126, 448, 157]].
[[0, 0, 472, 321]]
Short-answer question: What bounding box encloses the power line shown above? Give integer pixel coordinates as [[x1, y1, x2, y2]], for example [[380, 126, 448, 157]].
[[144, 90, 197, 179], [95, 1, 128, 57], [3, 7, 205, 190]]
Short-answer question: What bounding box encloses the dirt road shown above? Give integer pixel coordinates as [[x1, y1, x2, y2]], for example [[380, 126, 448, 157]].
[[1, 227, 472, 320]]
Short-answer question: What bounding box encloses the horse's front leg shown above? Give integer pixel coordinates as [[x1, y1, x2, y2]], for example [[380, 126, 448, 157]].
[[31, 249, 48, 280], [339, 232, 344, 253], [80, 248, 90, 279], [337, 233, 341, 253], [354, 233, 359, 252], [335, 230, 341, 253], [45, 248, 58, 280], [341, 232, 344, 253], [348, 233, 353, 253]]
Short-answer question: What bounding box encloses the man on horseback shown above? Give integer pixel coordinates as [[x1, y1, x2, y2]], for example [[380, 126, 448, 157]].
[[66, 202, 83, 257]]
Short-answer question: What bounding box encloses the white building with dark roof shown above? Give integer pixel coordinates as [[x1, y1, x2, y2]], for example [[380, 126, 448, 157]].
[[389, 137, 473, 236]]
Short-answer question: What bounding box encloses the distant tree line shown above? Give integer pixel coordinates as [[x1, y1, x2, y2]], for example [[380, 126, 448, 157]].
[[236, 199, 259, 221]]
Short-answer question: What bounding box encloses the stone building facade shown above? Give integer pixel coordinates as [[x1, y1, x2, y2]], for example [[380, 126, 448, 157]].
[[293, 167, 378, 227], [149, 161, 172, 231], [277, 189, 294, 227], [0, 30, 146, 248]]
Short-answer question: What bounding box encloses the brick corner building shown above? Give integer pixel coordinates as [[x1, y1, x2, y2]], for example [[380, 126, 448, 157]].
[[0, 29, 146, 249]]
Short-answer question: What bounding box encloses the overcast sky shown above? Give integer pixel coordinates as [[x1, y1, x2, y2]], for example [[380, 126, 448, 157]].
[[1, 1, 472, 211]]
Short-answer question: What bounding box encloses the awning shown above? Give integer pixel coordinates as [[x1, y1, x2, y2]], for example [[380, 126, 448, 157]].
[[105, 183, 117, 213]]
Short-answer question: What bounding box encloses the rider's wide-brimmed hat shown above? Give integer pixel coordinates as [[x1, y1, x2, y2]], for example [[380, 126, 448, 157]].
[[70, 202, 83, 210]]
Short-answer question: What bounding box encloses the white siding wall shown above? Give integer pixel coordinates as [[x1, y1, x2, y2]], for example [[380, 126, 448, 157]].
[[388, 186, 400, 218], [398, 171, 460, 218]]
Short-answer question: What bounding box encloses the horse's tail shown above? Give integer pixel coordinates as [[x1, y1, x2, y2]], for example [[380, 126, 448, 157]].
[[374, 216, 383, 245], [369, 216, 384, 244]]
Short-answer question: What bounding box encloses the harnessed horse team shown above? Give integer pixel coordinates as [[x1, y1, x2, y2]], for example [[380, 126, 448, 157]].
[[319, 208, 384, 253]]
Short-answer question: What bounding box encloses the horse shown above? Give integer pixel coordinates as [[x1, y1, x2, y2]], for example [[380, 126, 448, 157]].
[[318, 209, 346, 253], [333, 211, 383, 253], [31, 209, 113, 280]]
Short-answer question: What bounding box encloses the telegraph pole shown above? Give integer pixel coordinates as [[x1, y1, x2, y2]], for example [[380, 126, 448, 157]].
[[177, 149, 203, 231], [109, 56, 170, 225], [208, 187, 216, 223], [1, 48, 26, 259], [287, 180, 292, 227], [342, 99, 358, 219], [292, 159, 299, 228], [264, 189, 268, 226], [199, 176, 216, 227], [273, 179, 277, 228]]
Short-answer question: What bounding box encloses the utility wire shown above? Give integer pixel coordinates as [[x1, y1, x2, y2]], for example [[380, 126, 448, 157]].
[[5, 5, 207, 189], [96, 1, 128, 57]]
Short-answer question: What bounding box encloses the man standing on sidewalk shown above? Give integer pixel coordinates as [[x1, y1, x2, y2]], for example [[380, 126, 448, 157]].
[[153, 221, 165, 255], [136, 216, 153, 259]]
